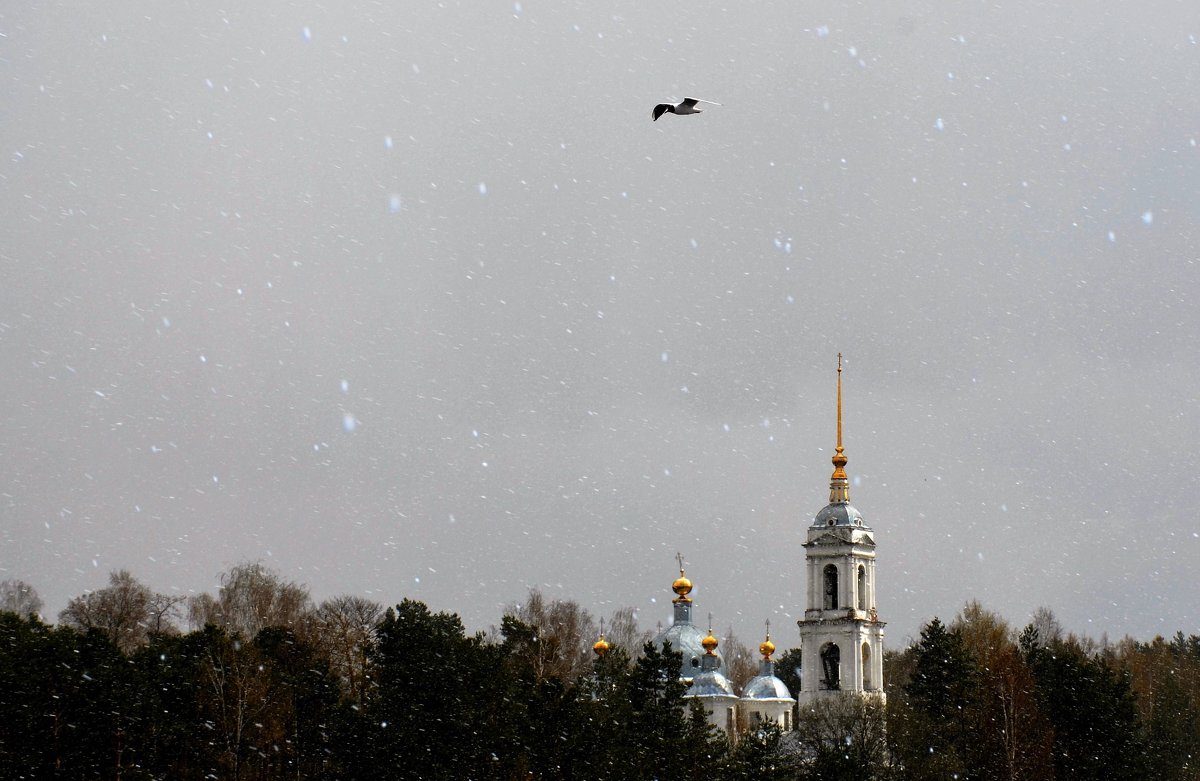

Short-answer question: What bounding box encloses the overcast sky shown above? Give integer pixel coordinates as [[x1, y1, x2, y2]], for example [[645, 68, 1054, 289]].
[[3, 0, 1199, 648]]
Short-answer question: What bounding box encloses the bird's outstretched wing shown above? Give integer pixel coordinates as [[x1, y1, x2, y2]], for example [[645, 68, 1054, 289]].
[[652, 103, 672, 121], [683, 97, 722, 106]]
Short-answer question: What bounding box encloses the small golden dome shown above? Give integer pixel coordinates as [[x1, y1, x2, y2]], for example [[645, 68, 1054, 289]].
[[759, 637, 776, 660], [672, 574, 693, 599], [592, 634, 610, 657], [702, 631, 719, 654]]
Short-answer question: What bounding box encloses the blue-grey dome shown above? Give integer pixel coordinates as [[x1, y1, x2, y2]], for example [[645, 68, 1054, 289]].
[[813, 501, 866, 528], [687, 669, 736, 698], [655, 622, 727, 677], [742, 674, 793, 701]]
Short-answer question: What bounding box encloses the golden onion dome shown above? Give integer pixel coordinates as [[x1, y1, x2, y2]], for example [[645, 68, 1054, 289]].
[[672, 574, 693, 599], [592, 634, 610, 657], [759, 637, 776, 660], [702, 631, 719, 654]]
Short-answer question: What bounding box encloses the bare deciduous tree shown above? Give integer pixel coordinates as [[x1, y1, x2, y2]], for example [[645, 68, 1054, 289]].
[[603, 605, 652, 656], [1030, 606, 1063, 647], [194, 628, 275, 779], [721, 627, 758, 692], [506, 588, 596, 683], [954, 599, 1012, 664], [0, 578, 44, 618], [189, 562, 311, 639], [795, 693, 890, 775], [314, 594, 383, 703], [952, 600, 1055, 780], [59, 570, 179, 653], [148, 592, 187, 634]]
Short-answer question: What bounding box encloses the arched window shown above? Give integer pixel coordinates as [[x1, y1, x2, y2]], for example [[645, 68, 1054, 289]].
[[820, 643, 841, 690], [862, 642, 872, 689], [857, 565, 866, 611], [823, 564, 839, 610]]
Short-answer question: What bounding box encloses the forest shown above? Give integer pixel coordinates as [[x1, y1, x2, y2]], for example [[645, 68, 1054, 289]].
[[1, 565, 1198, 780]]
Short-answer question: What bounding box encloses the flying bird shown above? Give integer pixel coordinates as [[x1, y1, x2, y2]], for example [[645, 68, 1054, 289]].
[[652, 97, 722, 121]]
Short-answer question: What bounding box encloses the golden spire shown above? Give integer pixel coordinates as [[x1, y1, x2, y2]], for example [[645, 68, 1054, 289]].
[[829, 353, 851, 504], [671, 552, 693, 603]]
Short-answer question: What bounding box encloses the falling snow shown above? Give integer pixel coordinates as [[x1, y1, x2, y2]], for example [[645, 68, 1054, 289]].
[[3, 0, 1198, 652]]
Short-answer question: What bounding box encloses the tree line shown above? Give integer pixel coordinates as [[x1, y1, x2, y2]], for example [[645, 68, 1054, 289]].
[[1, 571, 1198, 779], [881, 601, 1200, 781]]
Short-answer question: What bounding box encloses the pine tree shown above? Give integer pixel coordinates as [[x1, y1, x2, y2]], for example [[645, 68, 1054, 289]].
[[1024, 633, 1148, 780], [349, 599, 516, 780], [892, 616, 977, 779]]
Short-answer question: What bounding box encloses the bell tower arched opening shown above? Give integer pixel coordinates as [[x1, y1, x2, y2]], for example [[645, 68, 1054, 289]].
[[820, 643, 841, 690], [823, 564, 839, 610]]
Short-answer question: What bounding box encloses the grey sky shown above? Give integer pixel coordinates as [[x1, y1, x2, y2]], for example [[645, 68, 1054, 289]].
[[3, 0, 1198, 647]]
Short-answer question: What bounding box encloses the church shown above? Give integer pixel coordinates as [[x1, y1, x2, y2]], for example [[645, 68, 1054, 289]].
[[601, 357, 887, 739]]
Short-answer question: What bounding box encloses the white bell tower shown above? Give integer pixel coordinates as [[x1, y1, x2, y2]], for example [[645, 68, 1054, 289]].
[[796, 356, 885, 706]]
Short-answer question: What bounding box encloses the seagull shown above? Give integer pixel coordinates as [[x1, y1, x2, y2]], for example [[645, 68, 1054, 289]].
[[652, 97, 722, 121]]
